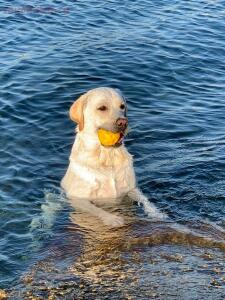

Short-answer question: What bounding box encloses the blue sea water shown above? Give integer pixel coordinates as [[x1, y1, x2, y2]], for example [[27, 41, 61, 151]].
[[1, 0, 225, 298]]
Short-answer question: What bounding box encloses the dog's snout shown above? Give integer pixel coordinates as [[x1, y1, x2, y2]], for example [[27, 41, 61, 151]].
[[116, 118, 128, 130]]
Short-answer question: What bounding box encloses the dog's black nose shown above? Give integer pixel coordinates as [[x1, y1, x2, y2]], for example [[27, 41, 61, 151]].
[[116, 118, 128, 130]]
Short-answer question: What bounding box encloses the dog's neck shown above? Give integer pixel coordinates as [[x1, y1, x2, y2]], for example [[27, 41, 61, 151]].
[[70, 131, 132, 169]]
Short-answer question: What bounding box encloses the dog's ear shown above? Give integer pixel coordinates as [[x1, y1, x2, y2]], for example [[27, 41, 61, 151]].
[[69, 93, 88, 131], [115, 88, 127, 117]]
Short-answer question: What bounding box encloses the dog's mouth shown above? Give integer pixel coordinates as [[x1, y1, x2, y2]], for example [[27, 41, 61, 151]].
[[114, 131, 125, 147], [114, 126, 129, 146]]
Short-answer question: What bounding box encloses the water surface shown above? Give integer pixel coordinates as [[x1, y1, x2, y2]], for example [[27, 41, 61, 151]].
[[1, 0, 225, 298]]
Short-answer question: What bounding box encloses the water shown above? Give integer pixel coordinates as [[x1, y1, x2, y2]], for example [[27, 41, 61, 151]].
[[1, 0, 225, 298]]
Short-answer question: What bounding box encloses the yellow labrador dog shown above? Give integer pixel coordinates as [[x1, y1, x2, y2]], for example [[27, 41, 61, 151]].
[[61, 87, 165, 226]]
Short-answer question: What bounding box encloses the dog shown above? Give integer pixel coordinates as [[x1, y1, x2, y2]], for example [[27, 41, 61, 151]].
[[61, 87, 166, 227]]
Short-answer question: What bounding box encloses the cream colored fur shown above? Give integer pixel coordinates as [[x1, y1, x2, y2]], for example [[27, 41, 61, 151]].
[[61, 87, 165, 227]]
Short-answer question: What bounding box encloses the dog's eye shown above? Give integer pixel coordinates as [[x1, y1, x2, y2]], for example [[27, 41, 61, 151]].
[[98, 105, 107, 111], [120, 104, 125, 109]]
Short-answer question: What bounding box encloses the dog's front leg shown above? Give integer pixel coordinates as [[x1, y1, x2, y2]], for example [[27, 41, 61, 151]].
[[70, 197, 124, 227], [128, 188, 167, 220]]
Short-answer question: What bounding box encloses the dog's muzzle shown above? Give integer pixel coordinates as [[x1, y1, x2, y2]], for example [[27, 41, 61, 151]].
[[116, 117, 128, 132]]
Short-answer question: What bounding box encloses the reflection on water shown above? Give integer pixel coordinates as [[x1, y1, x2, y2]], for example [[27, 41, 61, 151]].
[[8, 198, 225, 299]]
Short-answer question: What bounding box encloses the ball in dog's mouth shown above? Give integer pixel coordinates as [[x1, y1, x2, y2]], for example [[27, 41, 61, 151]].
[[97, 128, 125, 147]]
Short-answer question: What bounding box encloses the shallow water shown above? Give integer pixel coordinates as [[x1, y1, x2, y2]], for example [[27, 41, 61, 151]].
[[1, 0, 225, 298]]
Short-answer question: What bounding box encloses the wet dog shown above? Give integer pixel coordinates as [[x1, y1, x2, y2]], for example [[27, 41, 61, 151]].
[[61, 87, 165, 226]]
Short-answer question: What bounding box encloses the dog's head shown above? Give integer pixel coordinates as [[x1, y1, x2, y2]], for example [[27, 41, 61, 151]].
[[69, 87, 128, 146]]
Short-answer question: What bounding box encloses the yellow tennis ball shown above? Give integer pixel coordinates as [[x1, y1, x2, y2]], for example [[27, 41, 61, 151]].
[[97, 129, 120, 146]]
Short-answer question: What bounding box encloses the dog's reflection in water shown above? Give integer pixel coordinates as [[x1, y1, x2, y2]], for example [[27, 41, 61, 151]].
[[69, 196, 137, 285], [11, 198, 138, 299]]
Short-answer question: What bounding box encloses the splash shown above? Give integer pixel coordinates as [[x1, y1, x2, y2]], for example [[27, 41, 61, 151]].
[[29, 189, 66, 247]]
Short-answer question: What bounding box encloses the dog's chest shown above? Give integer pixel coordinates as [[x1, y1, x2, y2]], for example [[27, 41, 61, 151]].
[[70, 161, 135, 199], [100, 165, 131, 197]]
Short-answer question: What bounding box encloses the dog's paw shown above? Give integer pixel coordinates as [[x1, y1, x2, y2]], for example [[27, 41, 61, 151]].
[[101, 213, 124, 227], [145, 209, 168, 221], [151, 211, 168, 221]]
